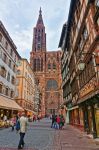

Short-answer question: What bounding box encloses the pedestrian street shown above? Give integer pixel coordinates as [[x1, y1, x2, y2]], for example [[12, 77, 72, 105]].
[[0, 118, 99, 150]]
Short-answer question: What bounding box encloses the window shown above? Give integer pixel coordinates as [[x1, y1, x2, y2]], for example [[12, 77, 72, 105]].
[[8, 59, 11, 68], [7, 72, 10, 82], [0, 84, 3, 93], [38, 35, 41, 41], [11, 76, 15, 84], [53, 63, 56, 69], [0, 33, 2, 42], [37, 58, 40, 71], [5, 87, 9, 96], [0, 66, 6, 78], [46, 79, 58, 90], [15, 55, 16, 62], [3, 53, 7, 63], [5, 41, 8, 50], [48, 63, 51, 69], [11, 91, 14, 98], [38, 43, 41, 50], [13, 65, 16, 72], [10, 49, 13, 56], [41, 58, 43, 71]]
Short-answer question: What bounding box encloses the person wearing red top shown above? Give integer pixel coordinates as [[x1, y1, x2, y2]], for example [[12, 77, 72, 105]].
[[56, 115, 60, 129]]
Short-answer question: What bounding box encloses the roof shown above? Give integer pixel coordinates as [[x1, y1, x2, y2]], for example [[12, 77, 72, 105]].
[[0, 21, 21, 59], [36, 7, 44, 26], [58, 23, 67, 48]]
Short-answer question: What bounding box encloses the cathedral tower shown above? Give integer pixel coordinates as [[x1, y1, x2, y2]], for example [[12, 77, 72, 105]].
[[30, 8, 63, 117], [30, 8, 46, 116]]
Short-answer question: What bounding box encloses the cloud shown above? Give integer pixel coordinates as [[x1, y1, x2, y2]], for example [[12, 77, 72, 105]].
[[0, 0, 70, 60]]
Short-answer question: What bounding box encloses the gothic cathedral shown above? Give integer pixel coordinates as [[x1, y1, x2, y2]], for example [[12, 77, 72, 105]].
[[30, 8, 63, 117]]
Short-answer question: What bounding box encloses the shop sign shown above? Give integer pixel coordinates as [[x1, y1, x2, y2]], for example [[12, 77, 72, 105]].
[[79, 77, 97, 98]]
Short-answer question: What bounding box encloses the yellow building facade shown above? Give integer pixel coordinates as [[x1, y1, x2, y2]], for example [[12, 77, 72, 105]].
[[16, 58, 35, 116]]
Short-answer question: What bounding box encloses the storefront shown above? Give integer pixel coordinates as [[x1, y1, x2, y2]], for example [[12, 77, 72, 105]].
[[68, 106, 79, 125], [78, 93, 99, 138], [0, 95, 23, 120]]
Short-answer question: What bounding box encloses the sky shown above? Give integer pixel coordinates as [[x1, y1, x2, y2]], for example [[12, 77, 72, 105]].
[[0, 0, 70, 60]]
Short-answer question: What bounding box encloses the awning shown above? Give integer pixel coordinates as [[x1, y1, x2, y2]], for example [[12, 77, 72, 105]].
[[0, 95, 23, 111], [68, 106, 79, 111]]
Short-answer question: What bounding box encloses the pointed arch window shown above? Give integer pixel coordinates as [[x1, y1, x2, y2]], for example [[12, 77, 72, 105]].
[[37, 43, 41, 50], [48, 63, 51, 69], [46, 79, 58, 90], [38, 35, 41, 42], [53, 63, 56, 69], [41, 58, 43, 71], [37, 58, 40, 71]]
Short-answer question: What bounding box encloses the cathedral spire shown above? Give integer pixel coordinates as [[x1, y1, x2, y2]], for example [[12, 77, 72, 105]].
[[32, 8, 46, 52], [36, 7, 44, 26], [39, 7, 42, 15]]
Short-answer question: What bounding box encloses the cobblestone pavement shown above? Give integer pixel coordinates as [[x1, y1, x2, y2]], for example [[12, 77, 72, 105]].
[[0, 118, 99, 150]]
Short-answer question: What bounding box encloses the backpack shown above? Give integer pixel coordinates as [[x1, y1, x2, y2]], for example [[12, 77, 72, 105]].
[[16, 120, 20, 131]]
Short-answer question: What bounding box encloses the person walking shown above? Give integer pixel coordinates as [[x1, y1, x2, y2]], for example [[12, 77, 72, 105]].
[[18, 112, 28, 149], [11, 115, 16, 131], [56, 115, 60, 129], [51, 114, 55, 128]]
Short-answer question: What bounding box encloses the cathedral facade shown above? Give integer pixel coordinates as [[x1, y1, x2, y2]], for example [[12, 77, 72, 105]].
[[30, 8, 63, 116]]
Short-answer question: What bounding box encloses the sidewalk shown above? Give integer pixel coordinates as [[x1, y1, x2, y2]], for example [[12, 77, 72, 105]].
[[46, 124, 99, 150]]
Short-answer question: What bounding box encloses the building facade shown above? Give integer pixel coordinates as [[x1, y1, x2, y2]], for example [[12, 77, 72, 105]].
[[59, 0, 99, 138], [0, 21, 22, 119], [16, 58, 35, 117], [30, 8, 63, 117]]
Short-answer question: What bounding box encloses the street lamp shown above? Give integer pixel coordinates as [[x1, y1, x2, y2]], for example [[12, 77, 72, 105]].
[[78, 62, 85, 71], [78, 52, 99, 71]]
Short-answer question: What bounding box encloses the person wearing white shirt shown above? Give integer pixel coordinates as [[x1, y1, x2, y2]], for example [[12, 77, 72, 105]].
[[18, 112, 28, 149]]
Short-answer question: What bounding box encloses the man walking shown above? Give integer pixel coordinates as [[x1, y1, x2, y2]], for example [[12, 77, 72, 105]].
[[18, 112, 28, 149]]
